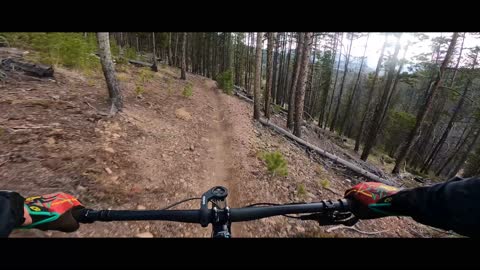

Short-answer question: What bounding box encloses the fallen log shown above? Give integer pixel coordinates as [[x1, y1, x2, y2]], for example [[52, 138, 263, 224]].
[[128, 59, 154, 68], [258, 118, 395, 185], [233, 88, 394, 185], [0, 58, 53, 77]]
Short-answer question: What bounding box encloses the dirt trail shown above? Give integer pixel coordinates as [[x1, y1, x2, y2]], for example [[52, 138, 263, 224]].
[[198, 79, 244, 236]]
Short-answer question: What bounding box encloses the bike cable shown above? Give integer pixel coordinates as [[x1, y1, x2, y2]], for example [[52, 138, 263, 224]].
[[160, 197, 202, 210]]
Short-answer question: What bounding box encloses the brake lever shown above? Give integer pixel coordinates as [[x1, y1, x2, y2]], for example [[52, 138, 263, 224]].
[[300, 211, 358, 226]]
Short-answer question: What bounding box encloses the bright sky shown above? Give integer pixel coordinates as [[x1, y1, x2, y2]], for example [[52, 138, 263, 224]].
[[347, 32, 480, 69]]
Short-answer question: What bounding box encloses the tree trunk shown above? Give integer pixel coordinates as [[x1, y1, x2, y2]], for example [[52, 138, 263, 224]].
[[275, 33, 285, 104], [96, 32, 123, 114], [253, 32, 263, 120], [380, 41, 411, 127], [272, 33, 281, 104], [174, 33, 179, 67], [449, 33, 465, 87], [281, 32, 293, 108], [287, 32, 304, 130], [319, 33, 338, 128], [244, 33, 251, 93], [392, 32, 459, 174], [340, 33, 369, 135], [136, 34, 140, 53], [151, 32, 158, 72], [305, 34, 318, 118], [360, 33, 402, 161], [264, 32, 275, 119], [325, 33, 344, 129], [436, 126, 472, 176], [330, 33, 354, 133], [354, 34, 388, 152], [448, 127, 480, 178], [422, 67, 475, 172], [293, 33, 314, 137], [180, 32, 187, 80]]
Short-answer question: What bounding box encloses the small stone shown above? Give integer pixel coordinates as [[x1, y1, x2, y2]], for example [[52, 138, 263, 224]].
[[137, 205, 147, 210], [296, 226, 306, 233], [112, 133, 121, 139], [47, 137, 56, 145], [104, 147, 115, 154], [175, 108, 192, 121], [105, 167, 113, 174], [135, 232, 154, 238], [189, 145, 195, 151], [76, 185, 87, 192], [345, 179, 352, 183]]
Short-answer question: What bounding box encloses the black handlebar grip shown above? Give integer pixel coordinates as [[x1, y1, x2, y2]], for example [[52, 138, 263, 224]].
[[73, 208, 98, 223]]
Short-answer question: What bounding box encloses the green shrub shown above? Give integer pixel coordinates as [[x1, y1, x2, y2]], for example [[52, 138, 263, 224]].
[[260, 151, 288, 177], [135, 85, 145, 96], [216, 69, 233, 95], [272, 104, 283, 114], [319, 179, 330, 189], [182, 83, 193, 98], [125, 47, 137, 60], [297, 183, 307, 197], [134, 68, 154, 97], [138, 67, 154, 83], [0, 32, 100, 71]]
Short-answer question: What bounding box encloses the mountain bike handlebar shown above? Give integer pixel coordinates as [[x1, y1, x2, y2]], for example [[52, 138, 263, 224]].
[[76, 199, 351, 223], [74, 186, 357, 237]]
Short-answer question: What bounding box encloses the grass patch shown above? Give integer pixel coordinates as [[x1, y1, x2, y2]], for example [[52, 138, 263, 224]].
[[259, 150, 288, 177]]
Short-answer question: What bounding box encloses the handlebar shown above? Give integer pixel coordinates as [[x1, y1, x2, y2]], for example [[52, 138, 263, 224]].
[[75, 199, 352, 224], [73, 186, 356, 237]]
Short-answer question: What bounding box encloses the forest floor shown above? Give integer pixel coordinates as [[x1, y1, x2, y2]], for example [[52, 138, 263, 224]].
[[1, 47, 453, 238]]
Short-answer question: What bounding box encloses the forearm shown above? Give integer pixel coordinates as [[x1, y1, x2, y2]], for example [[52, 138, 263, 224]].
[[0, 191, 26, 237], [390, 177, 480, 237]]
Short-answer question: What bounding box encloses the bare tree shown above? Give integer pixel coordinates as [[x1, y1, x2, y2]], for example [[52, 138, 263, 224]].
[[151, 32, 158, 72], [340, 33, 369, 136], [293, 32, 314, 137], [253, 32, 263, 120], [264, 32, 275, 119], [287, 32, 305, 130], [392, 32, 459, 174], [97, 32, 123, 114], [354, 34, 388, 152], [330, 32, 354, 132], [361, 33, 403, 161], [181, 32, 187, 80]]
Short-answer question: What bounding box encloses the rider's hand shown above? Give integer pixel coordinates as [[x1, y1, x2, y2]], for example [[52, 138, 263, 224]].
[[344, 182, 400, 219], [20, 192, 84, 232]]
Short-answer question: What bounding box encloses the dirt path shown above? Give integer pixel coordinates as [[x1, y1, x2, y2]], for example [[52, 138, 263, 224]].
[[198, 80, 244, 236]]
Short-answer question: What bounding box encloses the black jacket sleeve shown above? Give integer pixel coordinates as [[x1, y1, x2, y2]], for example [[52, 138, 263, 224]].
[[0, 191, 26, 237], [390, 177, 480, 237]]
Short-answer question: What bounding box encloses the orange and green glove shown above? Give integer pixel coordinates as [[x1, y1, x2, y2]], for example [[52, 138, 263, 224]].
[[20, 192, 84, 232], [344, 182, 401, 219]]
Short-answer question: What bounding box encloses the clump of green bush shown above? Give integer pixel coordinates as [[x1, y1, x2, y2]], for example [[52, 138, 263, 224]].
[[0, 32, 100, 70], [182, 83, 193, 98], [260, 150, 288, 177], [216, 69, 233, 95]]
